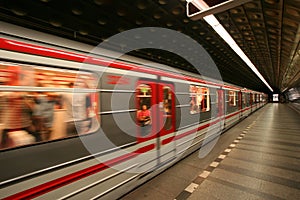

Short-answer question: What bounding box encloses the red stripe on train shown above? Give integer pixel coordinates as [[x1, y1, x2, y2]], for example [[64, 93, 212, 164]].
[[225, 110, 240, 119], [3, 144, 155, 200], [241, 107, 250, 112], [3, 111, 241, 199], [174, 116, 223, 141], [0, 38, 225, 87], [169, 107, 252, 143]]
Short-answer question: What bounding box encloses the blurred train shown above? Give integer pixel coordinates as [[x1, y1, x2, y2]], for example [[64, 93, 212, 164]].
[[0, 22, 267, 200]]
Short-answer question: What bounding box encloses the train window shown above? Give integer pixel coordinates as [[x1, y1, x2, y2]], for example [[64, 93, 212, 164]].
[[242, 93, 246, 106], [243, 93, 250, 107], [262, 94, 267, 102], [260, 94, 263, 102], [257, 94, 260, 103], [163, 86, 172, 130], [228, 91, 236, 106], [136, 84, 152, 136], [190, 85, 210, 114], [0, 62, 99, 150]]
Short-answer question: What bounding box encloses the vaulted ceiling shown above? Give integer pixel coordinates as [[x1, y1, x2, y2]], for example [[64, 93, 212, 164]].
[[0, 0, 299, 93]]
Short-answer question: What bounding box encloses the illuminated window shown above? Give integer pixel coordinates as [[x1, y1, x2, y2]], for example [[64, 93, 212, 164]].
[[190, 85, 210, 114], [260, 94, 263, 102], [256, 94, 260, 102], [0, 62, 99, 150], [242, 93, 246, 106], [163, 86, 172, 130], [136, 84, 152, 137], [228, 91, 236, 106], [136, 84, 152, 110]]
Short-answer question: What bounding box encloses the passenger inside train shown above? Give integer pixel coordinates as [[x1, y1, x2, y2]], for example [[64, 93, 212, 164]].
[[0, 62, 98, 149], [190, 85, 210, 114], [137, 104, 152, 136]]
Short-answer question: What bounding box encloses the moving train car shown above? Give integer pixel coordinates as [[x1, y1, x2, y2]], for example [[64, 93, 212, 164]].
[[0, 23, 267, 199]]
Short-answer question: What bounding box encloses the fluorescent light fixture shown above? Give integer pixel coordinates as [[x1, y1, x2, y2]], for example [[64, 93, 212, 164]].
[[186, 0, 274, 92]]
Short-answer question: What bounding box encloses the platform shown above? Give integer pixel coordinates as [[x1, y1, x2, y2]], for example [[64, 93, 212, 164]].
[[120, 104, 300, 200]]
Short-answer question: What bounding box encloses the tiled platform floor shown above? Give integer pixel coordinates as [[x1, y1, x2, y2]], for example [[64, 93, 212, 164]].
[[187, 103, 300, 200], [121, 104, 300, 200]]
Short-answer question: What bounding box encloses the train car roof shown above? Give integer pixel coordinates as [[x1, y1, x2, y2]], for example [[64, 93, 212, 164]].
[[1, 22, 259, 93]]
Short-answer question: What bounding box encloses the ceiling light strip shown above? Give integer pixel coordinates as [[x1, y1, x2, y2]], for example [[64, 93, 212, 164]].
[[187, 0, 273, 92]]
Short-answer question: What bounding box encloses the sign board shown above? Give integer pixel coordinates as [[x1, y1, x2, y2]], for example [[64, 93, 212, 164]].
[[186, 0, 253, 20], [272, 94, 279, 102]]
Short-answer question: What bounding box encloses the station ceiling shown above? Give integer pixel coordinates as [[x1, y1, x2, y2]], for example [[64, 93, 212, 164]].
[[0, 0, 299, 93]]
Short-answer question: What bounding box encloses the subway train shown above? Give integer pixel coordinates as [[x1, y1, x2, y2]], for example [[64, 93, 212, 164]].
[[0, 23, 267, 199]]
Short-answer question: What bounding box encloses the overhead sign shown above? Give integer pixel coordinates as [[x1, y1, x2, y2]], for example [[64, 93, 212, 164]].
[[186, 0, 253, 20], [273, 94, 279, 102]]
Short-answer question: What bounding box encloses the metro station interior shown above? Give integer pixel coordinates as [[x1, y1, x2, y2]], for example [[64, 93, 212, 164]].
[[0, 0, 299, 200]]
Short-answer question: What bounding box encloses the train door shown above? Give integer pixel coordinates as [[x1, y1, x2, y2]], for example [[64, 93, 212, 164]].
[[158, 83, 176, 163], [136, 81, 156, 141], [238, 91, 242, 118], [250, 93, 253, 112], [136, 81, 176, 164], [217, 89, 225, 130]]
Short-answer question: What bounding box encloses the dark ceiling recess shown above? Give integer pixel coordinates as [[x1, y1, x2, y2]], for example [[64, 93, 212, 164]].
[[0, 0, 299, 93], [204, 0, 229, 7]]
